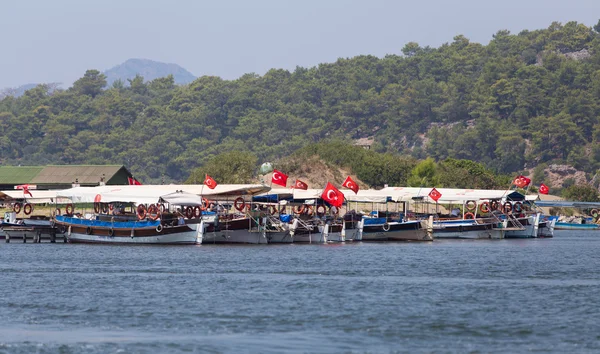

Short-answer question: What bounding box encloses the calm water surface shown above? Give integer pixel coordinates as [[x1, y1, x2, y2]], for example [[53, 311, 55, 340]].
[[1, 231, 599, 353]]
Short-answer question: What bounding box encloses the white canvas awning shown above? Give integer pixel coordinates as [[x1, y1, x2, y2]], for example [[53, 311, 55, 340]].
[[56, 184, 272, 204], [0, 190, 71, 204], [380, 187, 525, 203], [344, 189, 391, 203]]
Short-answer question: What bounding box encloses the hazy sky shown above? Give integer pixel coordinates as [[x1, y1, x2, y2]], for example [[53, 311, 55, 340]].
[[1, 0, 599, 88]]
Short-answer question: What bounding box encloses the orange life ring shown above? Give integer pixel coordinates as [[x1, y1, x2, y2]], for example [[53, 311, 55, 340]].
[[55, 208, 61, 216], [270, 205, 277, 215], [316, 205, 326, 216], [479, 202, 490, 214], [464, 212, 475, 219], [23, 203, 33, 215], [294, 205, 305, 214], [13, 203, 22, 213], [466, 200, 477, 211], [305, 205, 314, 216], [65, 204, 74, 216], [185, 206, 194, 219], [513, 202, 523, 213], [94, 202, 100, 213], [137, 204, 147, 220], [503, 202, 513, 214], [194, 206, 202, 218], [147, 204, 160, 220], [234, 197, 245, 212]]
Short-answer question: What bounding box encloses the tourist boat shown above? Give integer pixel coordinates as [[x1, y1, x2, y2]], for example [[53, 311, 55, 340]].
[[0, 189, 70, 242], [503, 213, 541, 238], [343, 189, 433, 241], [533, 201, 600, 232], [432, 218, 506, 239], [55, 187, 205, 244], [2, 212, 66, 243], [201, 212, 268, 244], [553, 217, 600, 230], [198, 186, 273, 244]]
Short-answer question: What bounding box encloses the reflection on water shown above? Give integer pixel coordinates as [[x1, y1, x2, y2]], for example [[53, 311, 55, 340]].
[[1, 232, 600, 353]]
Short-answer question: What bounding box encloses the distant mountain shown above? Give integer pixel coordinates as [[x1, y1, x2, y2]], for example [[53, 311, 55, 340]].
[[1, 83, 39, 98], [0, 83, 61, 99], [103, 58, 197, 86]]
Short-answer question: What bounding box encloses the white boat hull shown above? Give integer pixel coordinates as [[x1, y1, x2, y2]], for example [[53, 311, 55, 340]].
[[505, 214, 539, 238]]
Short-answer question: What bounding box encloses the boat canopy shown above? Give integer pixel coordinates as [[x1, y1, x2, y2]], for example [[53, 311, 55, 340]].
[[57, 184, 271, 205], [534, 201, 600, 208], [252, 188, 293, 203], [0, 189, 71, 204], [380, 187, 530, 203]]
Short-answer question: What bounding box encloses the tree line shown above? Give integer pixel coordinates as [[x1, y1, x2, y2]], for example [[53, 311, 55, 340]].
[[1, 20, 599, 190]]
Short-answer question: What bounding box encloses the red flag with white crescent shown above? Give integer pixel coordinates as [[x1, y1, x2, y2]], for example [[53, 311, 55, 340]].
[[539, 183, 549, 195], [342, 176, 359, 194], [271, 169, 288, 187], [428, 187, 442, 202], [204, 174, 218, 189], [321, 182, 344, 208], [294, 179, 308, 190], [128, 177, 142, 185], [513, 175, 531, 188]]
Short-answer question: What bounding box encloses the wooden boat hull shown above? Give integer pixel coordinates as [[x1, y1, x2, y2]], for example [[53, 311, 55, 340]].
[[54, 216, 201, 244], [554, 222, 600, 230], [265, 230, 293, 243], [362, 220, 431, 241], [62, 224, 200, 244], [433, 222, 504, 239], [202, 228, 267, 244]]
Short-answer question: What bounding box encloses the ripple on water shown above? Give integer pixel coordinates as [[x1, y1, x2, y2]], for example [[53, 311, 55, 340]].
[[1, 235, 600, 353]]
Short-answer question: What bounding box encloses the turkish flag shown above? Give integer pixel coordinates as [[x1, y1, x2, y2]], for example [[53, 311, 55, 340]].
[[539, 183, 549, 195], [428, 187, 442, 202], [271, 169, 288, 187], [294, 179, 308, 190], [22, 186, 33, 197], [513, 175, 531, 188], [321, 182, 345, 208], [204, 174, 218, 189], [128, 177, 142, 185], [342, 176, 359, 194]]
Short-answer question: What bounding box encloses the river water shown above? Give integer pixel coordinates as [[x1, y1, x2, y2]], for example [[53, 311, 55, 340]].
[[1, 231, 599, 353]]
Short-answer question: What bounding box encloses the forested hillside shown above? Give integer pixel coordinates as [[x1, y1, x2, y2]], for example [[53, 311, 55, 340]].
[[0, 21, 599, 184]]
